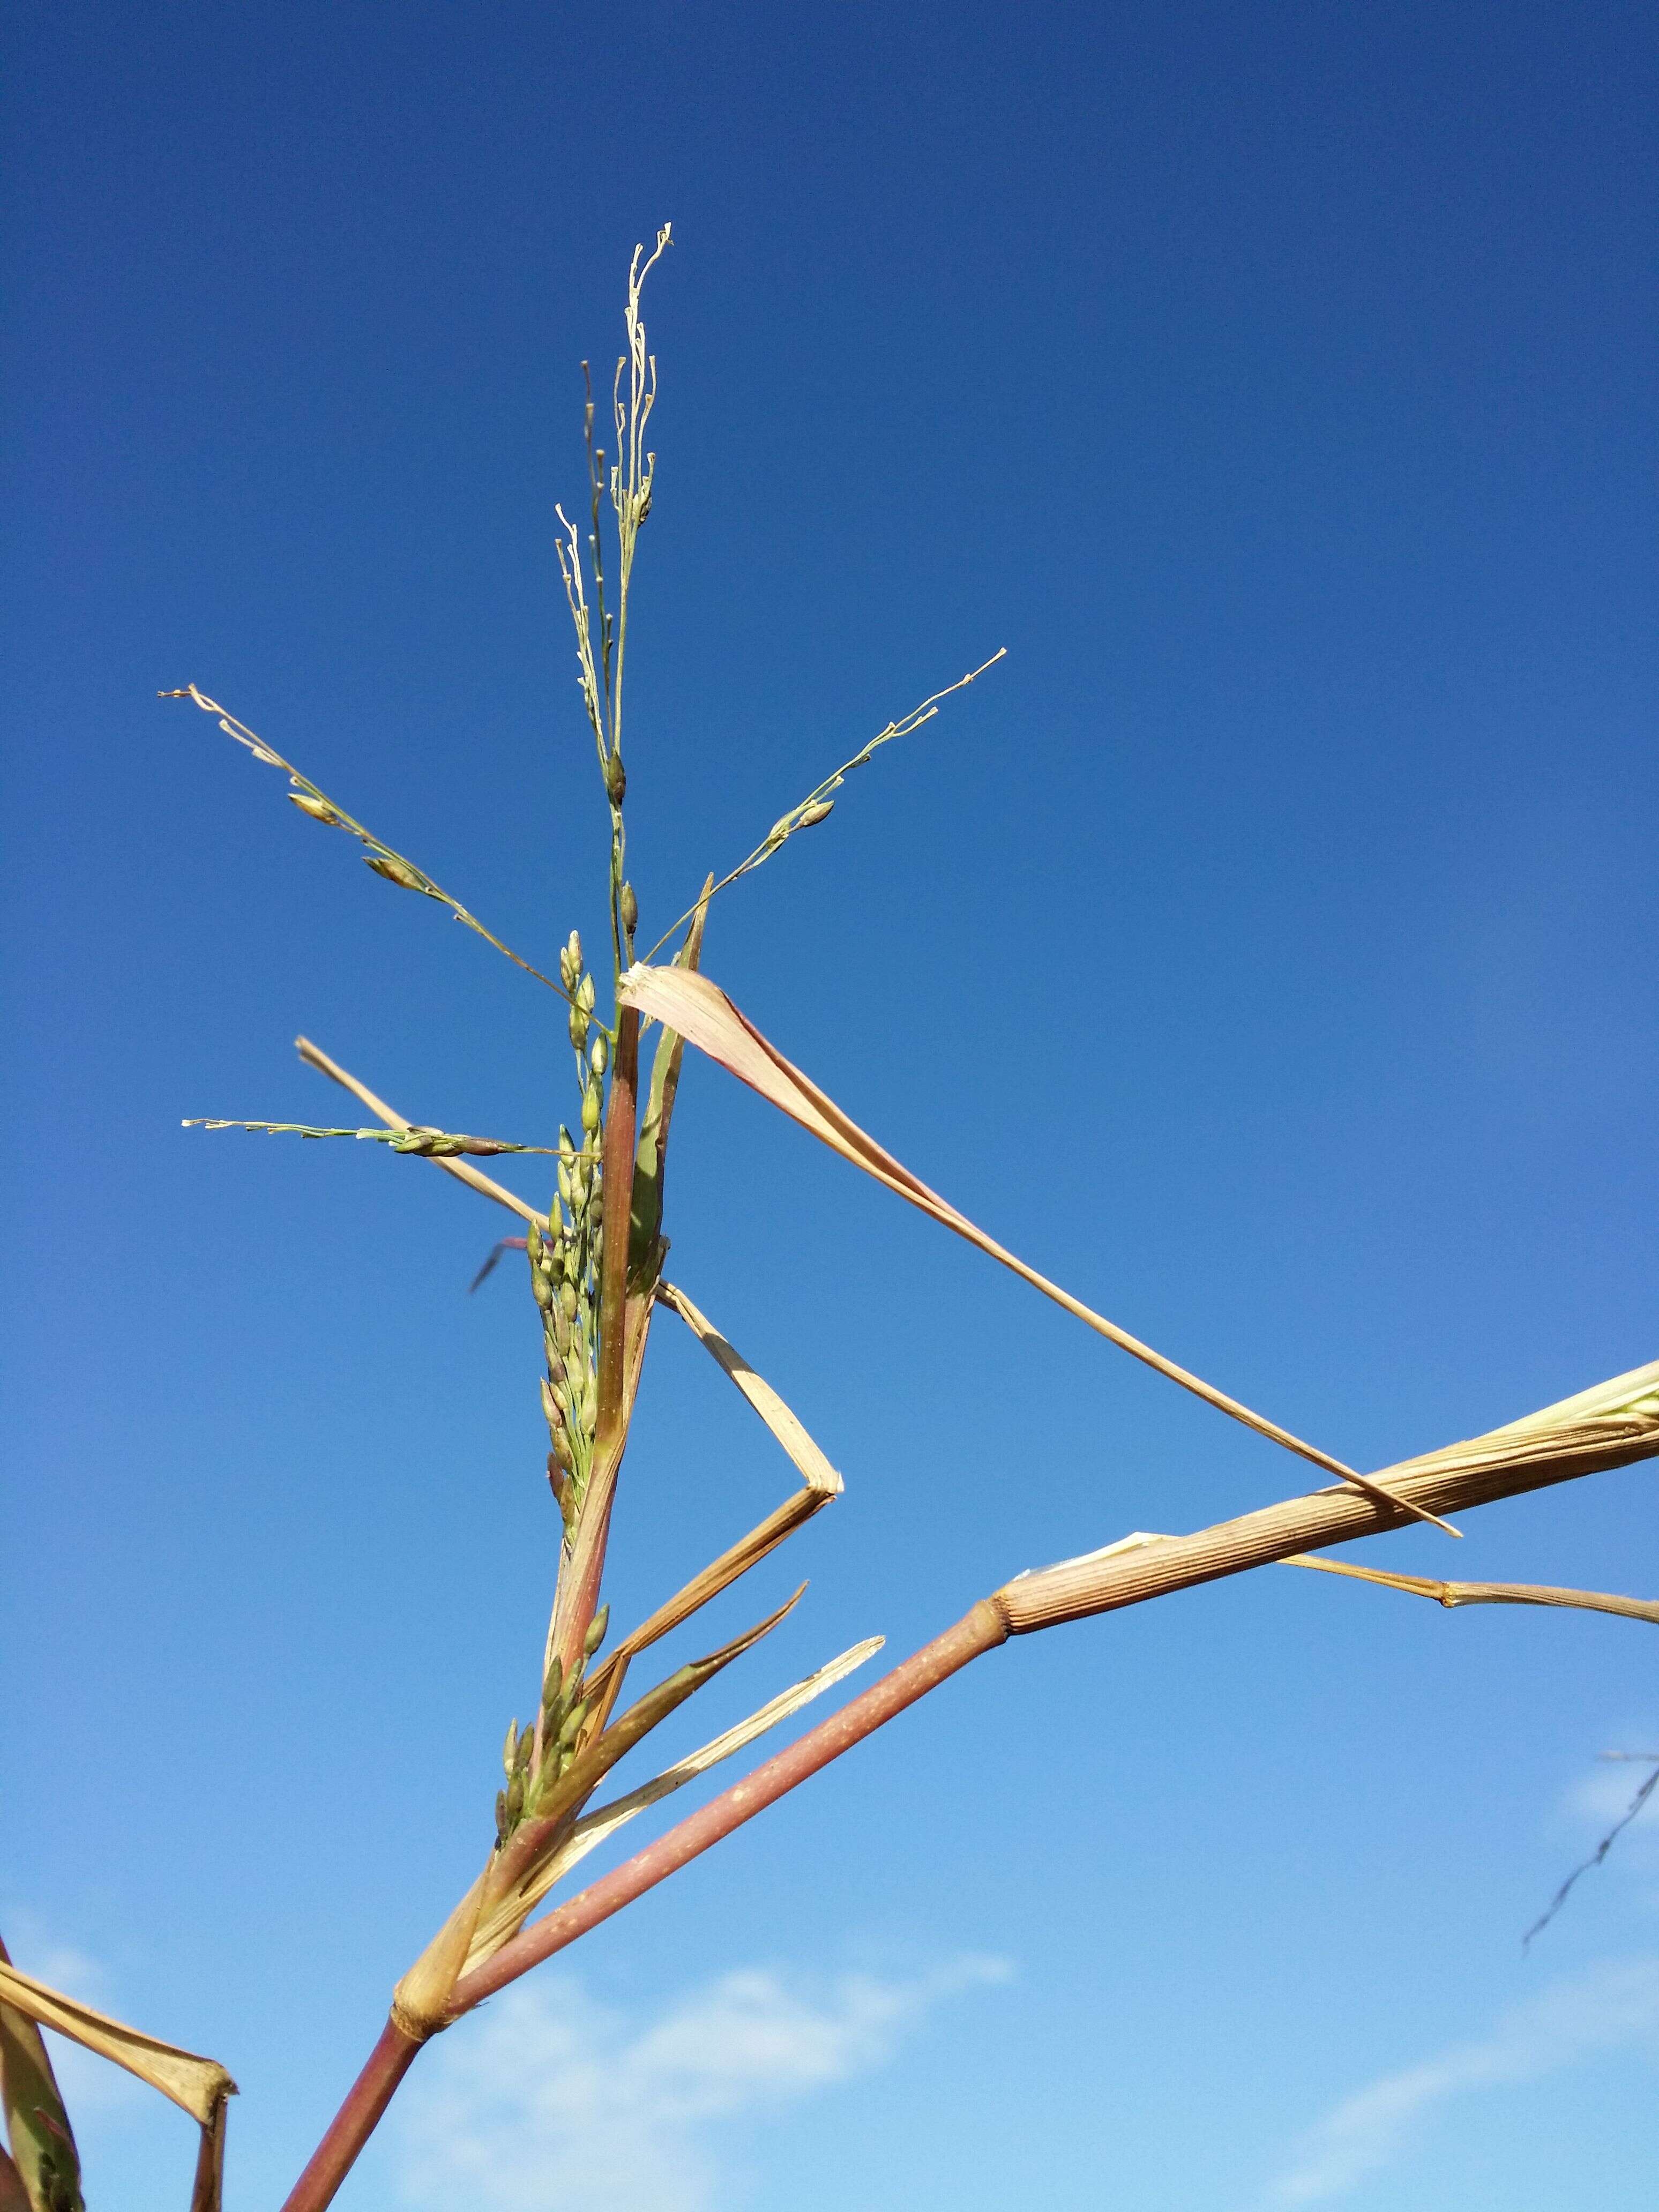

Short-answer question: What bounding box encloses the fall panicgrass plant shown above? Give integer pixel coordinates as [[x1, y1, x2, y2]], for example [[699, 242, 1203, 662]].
[[9, 229, 1658, 2208]]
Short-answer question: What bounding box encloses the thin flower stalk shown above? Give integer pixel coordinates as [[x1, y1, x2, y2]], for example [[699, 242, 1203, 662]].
[[183, 1119, 556, 1157], [162, 686, 596, 1023], [552, 224, 671, 988], [639, 649, 1008, 967]]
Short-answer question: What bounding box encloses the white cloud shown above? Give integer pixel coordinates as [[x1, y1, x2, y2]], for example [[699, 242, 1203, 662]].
[[397, 1955, 1012, 2212], [1268, 1956, 1659, 2205]]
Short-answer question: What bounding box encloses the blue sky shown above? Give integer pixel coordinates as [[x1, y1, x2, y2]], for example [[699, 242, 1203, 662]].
[[3, 2, 1657, 2205]]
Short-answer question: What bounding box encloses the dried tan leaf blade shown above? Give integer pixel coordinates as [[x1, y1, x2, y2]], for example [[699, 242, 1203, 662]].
[[998, 1356, 1659, 1632], [656, 1281, 842, 1495], [1283, 1553, 1659, 1623], [463, 1636, 885, 1971], [0, 1963, 234, 2126], [618, 964, 1449, 1531], [576, 1283, 846, 1720], [592, 1489, 827, 1709]]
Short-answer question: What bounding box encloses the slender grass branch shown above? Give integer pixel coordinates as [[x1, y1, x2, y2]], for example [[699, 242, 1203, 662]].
[[182, 1119, 557, 1157], [163, 687, 602, 1027], [292, 1037, 543, 1223], [640, 648, 1008, 967]]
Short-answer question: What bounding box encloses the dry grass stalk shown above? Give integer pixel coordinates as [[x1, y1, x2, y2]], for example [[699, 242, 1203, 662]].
[[996, 1357, 1659, 1631]]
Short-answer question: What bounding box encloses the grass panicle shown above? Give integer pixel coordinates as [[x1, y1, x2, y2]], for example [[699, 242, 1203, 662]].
[[26, 231, 1634, 2212], [639, 649, 1008, 967], [161, 685, 598, 1025]]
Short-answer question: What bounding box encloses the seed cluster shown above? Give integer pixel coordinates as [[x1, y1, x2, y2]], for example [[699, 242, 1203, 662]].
[[495, 1603, 610, 1845], [528, 931, 607, 1546], [32, 2147, 81, 2212]]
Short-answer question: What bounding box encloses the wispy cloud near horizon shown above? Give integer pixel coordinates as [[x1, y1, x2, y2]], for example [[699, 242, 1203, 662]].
[[396, 1954, 1012, 2212], [1268, 1955, 1659, 2204]]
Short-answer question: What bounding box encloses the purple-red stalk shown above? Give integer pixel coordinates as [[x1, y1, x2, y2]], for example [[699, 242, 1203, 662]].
[[278, 2019, 421, 2212], [550, 1005, 639, 1683]]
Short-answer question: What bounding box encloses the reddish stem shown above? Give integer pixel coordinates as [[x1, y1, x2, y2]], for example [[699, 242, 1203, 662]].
[[593, 1004, 639, 1445], [450, 1597, 1011, 2011], [551, 1006, 640, 1682], [278, 2018, 421, 2212], [278, 1358, 1659, 2204]]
